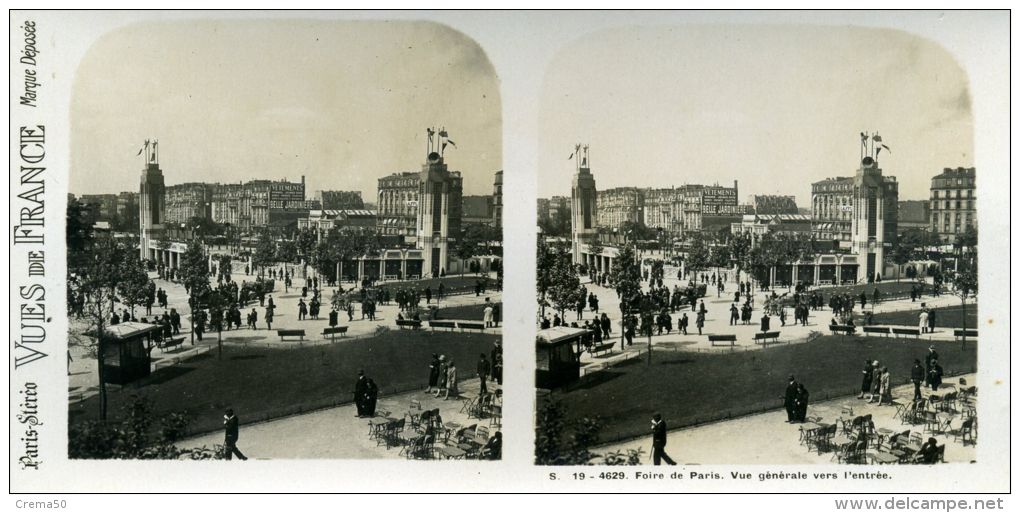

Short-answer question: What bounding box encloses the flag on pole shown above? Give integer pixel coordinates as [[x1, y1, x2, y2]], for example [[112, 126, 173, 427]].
[[447, 139, 457, 148], [872, 135, 883, 143], [881, 144, 891, 153], [568, 152, 574, 160], [438, 130, 448, 138]]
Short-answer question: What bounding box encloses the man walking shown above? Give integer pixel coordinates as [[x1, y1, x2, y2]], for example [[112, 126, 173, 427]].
[[650, 413, 677, 465], [911, 359, 925, 401], [354, 370, 368, 417], [784, 375, 798, 422], [477, 353, 491, 394], [223, 408, 248, 460]]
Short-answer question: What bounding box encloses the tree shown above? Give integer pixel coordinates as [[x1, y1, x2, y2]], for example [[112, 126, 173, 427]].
[[178, 241, 211, 345], [67, 236, 127, 421], [454, 225, 487, 274], [725, 232, 752, 284], [536, 237, 563, 317], [954, 268, 978, 350], [252, 231, 276, 274], [684, 233, 711, 284], [118, 250, 151, 316], [69, 396, 221, 460], [534, 400, 643, 465], [275, 239, 299, 266]]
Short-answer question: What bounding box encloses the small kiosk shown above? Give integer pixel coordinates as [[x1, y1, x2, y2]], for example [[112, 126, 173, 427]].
[[536, 326, 588, 389], [94, 322, 161, 385]]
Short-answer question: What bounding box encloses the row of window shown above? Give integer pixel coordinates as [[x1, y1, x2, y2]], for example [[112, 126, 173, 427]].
[[931, 200, 975, 211], [931, 188, 974, 199]]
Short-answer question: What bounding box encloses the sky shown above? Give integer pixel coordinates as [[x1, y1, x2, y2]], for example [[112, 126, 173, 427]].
[[70, 20, 502, 198], [538, 24, 974, 204]]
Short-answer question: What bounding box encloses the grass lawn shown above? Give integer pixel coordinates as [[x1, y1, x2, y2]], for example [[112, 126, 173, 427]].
[[435, 302, 503, 321], [540, 336, 977, 444], [70, 330, 499, 436], [868, 304, 978, 329], [377, 275, 494, 295], [814, 280, 925, 299]]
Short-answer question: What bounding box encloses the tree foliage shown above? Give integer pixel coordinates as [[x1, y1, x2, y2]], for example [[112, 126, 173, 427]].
[[69, 396, 222, 460], [535, 400, 643, 465], [684, 233, 711, 283], [609, 243, 642, 313]]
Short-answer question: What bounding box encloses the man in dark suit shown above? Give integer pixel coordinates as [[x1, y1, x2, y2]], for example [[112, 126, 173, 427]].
[[761, 313, 771, 333], [784, 375, 798, 422], [925, 346, 939, 386], [650, 413, 676, 465], [910, 359, 925, 400], [354, 370, 368, 417], [223, 408, 248, 460]]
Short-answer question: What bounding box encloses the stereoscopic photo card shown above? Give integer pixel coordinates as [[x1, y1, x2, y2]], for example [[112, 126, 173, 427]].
[[8, 10, 1011, 495]]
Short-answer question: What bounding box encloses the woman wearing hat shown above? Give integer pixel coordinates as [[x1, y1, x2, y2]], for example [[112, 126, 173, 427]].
[[426, 353, 440, 393], [434, 355, 448, 398]]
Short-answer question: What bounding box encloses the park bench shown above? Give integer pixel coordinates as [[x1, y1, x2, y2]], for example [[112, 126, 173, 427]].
[[458, 321, 486, 332], [588, 342, 615, 357], [396, 319, 422, 330], [383, 274, 400, 281], [321, 326, 349, 340], [157, 336, 185, 353], [891, 327, 921, 338], [277, 329, 305, 341], [428, 320, 457, 331], [953, 329, 978, 341], [830, 325, 857, 336], [708, 334, 737, 347], [754, 331, 781, 345], [862, 326, 891, 336]]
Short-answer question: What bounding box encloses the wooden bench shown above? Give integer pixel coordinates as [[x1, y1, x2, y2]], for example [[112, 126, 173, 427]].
[[588, 342, 615, 357], [396, 319, 422, 330], [953, 329, 978, 340], [157, 336, 185, 353], [754, 331, 781, 345], [830, 325, 857, 336], [428, 320, 457, 331], [321, 326, 349, 340], [277, 329, 306, 341], [892, 327, 921, 338], [458, 321, 486, 332], [708, 334, 737, 347], [863, 326, 891, 336]]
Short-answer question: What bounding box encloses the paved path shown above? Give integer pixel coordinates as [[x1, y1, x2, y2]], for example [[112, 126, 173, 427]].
[[595, 374, 977, 465], [549, 276, 964, 375], [68, 270, 501, 402], [179, 377, 501, 459]]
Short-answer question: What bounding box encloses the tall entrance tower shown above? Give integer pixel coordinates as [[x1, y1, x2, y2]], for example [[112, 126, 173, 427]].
[[138, 139, 166, 260], [416, 127, 462, 277], [570, 144, 597, 264], [851, 133, 899, 282]]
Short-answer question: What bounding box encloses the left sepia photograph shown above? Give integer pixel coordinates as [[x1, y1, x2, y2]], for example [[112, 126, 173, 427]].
[[66, 19, 504, 460]]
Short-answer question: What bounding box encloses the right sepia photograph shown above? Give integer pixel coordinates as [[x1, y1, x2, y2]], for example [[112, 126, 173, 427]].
[[535, 25, 979, 465]]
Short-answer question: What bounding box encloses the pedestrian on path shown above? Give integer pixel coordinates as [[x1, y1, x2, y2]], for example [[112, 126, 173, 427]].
[[859, 360, 874, 400], [911, 359, 925, 401], [223, 408, 248, 461], [784, 375, 798, 422], [354, 370, 368, 417], [477, 354, 491, 394], [919, 309, 929, 334], [794, 383, 810, 422], [650, 413, 677, 465], [265, 307, 273, 330], [878, 367, 892, 405], [427, 354, 440, 393]]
